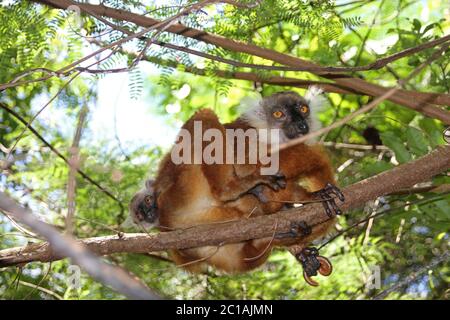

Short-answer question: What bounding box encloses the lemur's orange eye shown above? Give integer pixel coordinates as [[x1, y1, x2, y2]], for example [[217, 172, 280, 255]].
[[272, 110, 284, 119], [299, 105, 309, 114]]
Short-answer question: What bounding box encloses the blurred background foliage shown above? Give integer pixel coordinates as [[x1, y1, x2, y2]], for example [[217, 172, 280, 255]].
[[0, 0, 449, 300]]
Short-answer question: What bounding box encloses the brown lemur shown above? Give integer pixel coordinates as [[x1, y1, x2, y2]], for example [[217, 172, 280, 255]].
[[129, 87, 344, 286]]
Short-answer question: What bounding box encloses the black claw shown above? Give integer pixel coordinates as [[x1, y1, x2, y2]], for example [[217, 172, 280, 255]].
[[328, 196, 342, 215], [323, 200, 333, 217], [275, 172, 287, 189], [296, 247, 321, 278], [325, 183, 345, 202], [267, 171, 286, 191], [275, 221, 311, 239], [297, 221, 312, 236], [313, 183, 345, 217]]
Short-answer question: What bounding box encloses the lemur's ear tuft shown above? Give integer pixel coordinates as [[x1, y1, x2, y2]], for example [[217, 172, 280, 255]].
[[239, 92, 268, 129], [304, 86, 328, 143], [145, 179, 155, 191], [304, 86, 327, 111]]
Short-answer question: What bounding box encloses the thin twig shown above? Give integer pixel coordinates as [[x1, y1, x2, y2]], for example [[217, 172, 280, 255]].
[[18, 280, 63, 300], [5, 72, 80, 162], [322, 141, 389, 151], [243, 220, 277, 262], [318, 191, 450, 250], [0, 103, 123, 209], [372, 251, 450, 300], [66, 106, 88, 234], [22, 262, 53, 300], [277, 42, 450, 151]]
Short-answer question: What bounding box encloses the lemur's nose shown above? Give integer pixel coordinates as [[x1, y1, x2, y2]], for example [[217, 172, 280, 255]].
[[297, 121, 309, 134]]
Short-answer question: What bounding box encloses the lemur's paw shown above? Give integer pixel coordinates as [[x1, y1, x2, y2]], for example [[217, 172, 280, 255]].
[[248, 184, 269, 203], [266, 171, 287, 191], [275, 221, 311, 239], [296, 247, 333, 287], [312, 183, 345, 217]]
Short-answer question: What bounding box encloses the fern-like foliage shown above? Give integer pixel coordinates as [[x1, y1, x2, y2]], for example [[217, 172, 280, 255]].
[[128, 66, 143, 100], [0, 2, 61, 79], [341, 16, 364, 28]]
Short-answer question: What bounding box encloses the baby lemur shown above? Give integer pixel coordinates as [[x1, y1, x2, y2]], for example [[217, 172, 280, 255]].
[[129, 87, 344, 285]]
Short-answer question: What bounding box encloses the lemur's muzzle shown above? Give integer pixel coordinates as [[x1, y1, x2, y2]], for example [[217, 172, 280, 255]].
[[285, 120, 309, 138], [296, 120, 309, 134], [138, 193, 158, 223]]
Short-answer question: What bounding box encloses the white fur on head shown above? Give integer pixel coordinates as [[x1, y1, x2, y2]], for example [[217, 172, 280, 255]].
[[239, 93, 284, 145], [304, 86, 327, 138], [238, 93, 266, 129], [239, 94, 279, 145]]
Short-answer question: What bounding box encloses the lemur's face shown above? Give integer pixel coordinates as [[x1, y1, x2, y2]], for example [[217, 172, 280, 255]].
[[128, 179, 159, 227], [262, 91, 312, 139]]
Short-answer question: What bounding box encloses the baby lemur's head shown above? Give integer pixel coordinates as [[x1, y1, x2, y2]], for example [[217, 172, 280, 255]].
[[240, 86, 326, 143], [128, 179, 159, 229]]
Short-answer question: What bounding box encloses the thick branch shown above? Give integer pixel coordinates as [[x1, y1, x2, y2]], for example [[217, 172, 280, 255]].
[[85, 39, 450, 107], [1, 145, 449, 268], [32, 0, 450, 123], [0, 192, 160, 299], [124, 43, 450, 107]]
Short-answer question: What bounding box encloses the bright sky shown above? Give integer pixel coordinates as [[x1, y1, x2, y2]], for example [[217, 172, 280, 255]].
[[92, 62, 178, 151], [30, 61, 179, 159]]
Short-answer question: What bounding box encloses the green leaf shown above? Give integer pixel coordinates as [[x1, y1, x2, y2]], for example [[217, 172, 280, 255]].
[[364, 160, 394, 176], [406, 127, 429, 156], [419, 118, 444, 147], [380, 132, 412, 163], [437, 232, 446, 240], [407, 56, 420, 66], [422, 22, 438, 35], [412, 18, 421, 32]]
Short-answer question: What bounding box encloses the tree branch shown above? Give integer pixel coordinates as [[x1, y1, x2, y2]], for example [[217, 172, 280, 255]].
[[31, 0, 450, 123], [87, 39, 450, 107], [1, 145, 448, 268], [0, 192, 161, 299], [66, 106, 88, 234], [278, 42, 450, 149]]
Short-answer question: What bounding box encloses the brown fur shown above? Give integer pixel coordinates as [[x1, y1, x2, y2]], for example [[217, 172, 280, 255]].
[[154, 109, 336, 273]]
